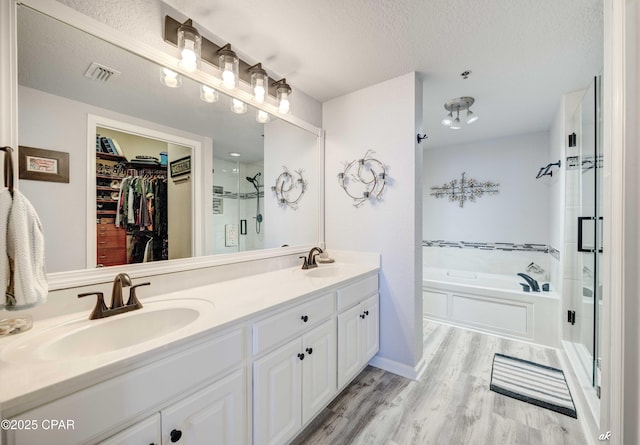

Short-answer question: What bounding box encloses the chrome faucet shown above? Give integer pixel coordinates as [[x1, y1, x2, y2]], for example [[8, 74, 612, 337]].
[[517, 273, 540, 292], [300, 247, 323, 269], [78, 273, 150, 320]]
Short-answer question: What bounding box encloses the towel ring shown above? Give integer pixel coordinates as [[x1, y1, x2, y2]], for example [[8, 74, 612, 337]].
[[1, 146, 14, 195]]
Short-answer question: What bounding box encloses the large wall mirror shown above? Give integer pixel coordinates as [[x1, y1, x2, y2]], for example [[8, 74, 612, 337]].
[[16, 5, 321, 280]]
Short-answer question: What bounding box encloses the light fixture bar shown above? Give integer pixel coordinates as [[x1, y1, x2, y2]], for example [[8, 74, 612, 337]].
[[164, 15, 282, 98]]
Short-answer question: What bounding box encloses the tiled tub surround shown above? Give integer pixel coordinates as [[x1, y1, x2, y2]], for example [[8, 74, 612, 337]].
[[423, 267, 560, 347], [0, 251, 379, 444]]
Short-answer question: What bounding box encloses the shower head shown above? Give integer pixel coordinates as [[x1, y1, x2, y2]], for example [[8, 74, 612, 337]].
[[246, 172, 261, 183]]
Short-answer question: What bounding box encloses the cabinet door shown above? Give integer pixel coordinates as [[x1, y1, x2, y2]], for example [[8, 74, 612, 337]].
[[161, 369, 246, 445], [302, 319, 337, 424], [337, 303, 363, 389], [100, 414, 161, 445], [361, 294, 380, 363], [253, 338, 302, 445]]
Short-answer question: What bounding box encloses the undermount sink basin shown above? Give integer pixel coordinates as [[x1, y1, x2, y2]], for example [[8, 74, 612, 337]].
[[304, 266, 342, 278], [2, 299, 214, 364]]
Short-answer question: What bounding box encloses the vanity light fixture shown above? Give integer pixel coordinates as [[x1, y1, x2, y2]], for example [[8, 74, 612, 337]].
[[256, 110, 271, 124], [177, 19, 201, 72], [274, 79, 292, 114], [231, 98, 247, 114], [200, 85, 219, 103], [441, 97, 478, 129], [160, 67, 182, 88], [249, 63, 269, 103], [164, 15, 294, 102]]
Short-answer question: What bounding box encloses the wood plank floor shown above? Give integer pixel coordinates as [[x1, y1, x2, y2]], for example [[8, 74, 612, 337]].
[[291, 321, 586, 445]]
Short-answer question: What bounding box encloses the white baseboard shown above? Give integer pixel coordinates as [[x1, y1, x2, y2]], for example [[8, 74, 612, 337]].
[[368, 354, 427, 380]]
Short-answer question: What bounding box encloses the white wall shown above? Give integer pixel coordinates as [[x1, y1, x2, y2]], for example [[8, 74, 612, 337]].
[[263, 119, 319, 249], [423, 131, 551, 244], [324, 72, 424, 377]]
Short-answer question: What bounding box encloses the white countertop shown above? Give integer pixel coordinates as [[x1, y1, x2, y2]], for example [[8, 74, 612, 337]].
[[0, 258, 379, 417]]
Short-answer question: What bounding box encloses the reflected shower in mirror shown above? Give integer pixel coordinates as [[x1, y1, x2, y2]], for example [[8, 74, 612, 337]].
[[16, 5, 320, 274]]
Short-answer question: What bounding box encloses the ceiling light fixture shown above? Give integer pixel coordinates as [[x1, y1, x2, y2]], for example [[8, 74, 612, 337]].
[[441, 97, 478, 130], [229, 152, 241, 157], [177, 19, 201, 72]]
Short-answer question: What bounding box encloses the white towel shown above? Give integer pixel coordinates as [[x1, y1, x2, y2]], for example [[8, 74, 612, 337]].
[[5, 189, 47, 310], [0, 189, 11, 309]]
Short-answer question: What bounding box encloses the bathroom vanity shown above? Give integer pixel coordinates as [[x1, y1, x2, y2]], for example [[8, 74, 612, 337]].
[[0, 259, 379, 445]]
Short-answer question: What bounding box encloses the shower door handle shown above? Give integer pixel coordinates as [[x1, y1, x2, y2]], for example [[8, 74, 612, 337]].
[[578, 217, 603, 253]]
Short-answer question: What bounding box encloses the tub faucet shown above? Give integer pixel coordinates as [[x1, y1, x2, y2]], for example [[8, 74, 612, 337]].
[[517, 273, 540, 292]]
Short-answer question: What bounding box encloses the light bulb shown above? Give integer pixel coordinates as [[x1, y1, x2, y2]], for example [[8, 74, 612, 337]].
[[442, 112, 453, 126], [254, 83, 266, 103], [160, 67, 181, 88], [450, 117, 461, 130], [231, 98, 247, 114], [278, 92, 290, 114], [223, 65, 236, 88], [466, 110, 479, 124], [256, 110, 271, 123], [200, 85, 219, 103]]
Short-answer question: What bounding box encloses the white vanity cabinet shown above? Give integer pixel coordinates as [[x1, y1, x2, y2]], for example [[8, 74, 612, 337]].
[[337, 275, 380, 389], [100, 414, 161, 445], [252, 293, 337, 445], [5, 328, 247, 445], [159, 369, 246, 444]]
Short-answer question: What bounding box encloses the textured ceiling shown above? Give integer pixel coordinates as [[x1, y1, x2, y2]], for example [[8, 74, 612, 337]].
[[164, 0, 604, 147]]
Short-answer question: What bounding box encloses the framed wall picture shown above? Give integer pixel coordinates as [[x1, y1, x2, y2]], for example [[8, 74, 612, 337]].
[[18, 146, 69, 183], [170, 156, 191, 177]]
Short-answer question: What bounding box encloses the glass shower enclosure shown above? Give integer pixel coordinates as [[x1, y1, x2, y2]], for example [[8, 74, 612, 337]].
[[567, 76, 603, 397]]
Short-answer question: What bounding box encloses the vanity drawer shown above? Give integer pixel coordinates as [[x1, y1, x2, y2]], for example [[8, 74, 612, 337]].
[[252, 293, 334, 355], [337, 274, 378, 312]]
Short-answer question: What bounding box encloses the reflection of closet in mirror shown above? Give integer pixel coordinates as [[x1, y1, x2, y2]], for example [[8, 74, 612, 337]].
[[95, 127, 191, 266], [212, 156, 264, 254]]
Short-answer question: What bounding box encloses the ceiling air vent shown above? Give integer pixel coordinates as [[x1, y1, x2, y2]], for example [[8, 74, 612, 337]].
[[84, 62, 121, 82]]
